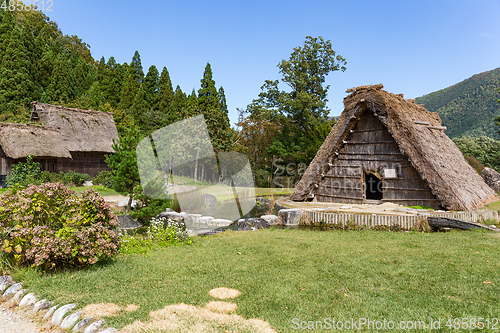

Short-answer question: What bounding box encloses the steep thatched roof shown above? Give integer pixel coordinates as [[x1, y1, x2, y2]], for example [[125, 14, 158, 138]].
[[291, 84, 497, 211], [31, 102, 119, 153], [0, 123, 71, 159]]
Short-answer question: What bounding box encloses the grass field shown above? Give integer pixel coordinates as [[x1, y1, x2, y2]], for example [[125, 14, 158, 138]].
[[12, 228, 500, 332]]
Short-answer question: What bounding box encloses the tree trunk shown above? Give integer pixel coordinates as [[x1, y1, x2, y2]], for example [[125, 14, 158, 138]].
[[194, 149, 199, 183], [126, 186, 134, 212]]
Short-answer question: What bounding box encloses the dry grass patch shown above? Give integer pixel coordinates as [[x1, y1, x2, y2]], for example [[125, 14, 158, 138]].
[[125, 304, 140, 312], [208, 287, 241, 299], [206, 301, 237, 314], [121, 303, 276, 333], [81, 302, 122, 319]]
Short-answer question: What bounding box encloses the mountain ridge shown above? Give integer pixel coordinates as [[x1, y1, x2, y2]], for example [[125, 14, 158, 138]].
[[415, 67, 500, 139]]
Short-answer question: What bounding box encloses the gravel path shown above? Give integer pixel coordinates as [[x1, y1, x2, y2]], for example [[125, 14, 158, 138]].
[[0, 303, 43, 333]]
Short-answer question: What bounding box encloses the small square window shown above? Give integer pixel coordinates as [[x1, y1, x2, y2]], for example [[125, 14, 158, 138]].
[[384, 168, 397, 179]]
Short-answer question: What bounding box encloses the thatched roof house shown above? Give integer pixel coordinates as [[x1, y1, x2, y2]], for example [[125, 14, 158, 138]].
[[290, 84, 497, 211], [0, 123, 71, 160], [31, 102, 118, 153]]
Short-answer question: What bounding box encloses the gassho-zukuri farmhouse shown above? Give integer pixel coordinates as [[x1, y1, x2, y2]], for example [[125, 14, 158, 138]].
[[290, 84, 497, 212]]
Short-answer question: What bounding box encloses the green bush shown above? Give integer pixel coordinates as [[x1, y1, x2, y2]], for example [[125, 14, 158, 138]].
[[119, 216, 191, 255], [93, 170, 114, 188], [60, 170, 89, 186], [0, 183, 120, 269], [6, 155, 42, 188], [129, 184, 177, 225]]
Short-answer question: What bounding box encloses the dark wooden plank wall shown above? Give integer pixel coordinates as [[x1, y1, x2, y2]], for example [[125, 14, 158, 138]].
[[317, 111, 441, 208], [56, 152, 111, 178]]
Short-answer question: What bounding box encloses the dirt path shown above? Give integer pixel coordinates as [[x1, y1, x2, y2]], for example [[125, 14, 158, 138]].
[[0, 303, 53, 333]]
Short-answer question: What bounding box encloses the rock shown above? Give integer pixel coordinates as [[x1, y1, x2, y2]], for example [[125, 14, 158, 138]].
[[72, 317, 94, 332], [208, 219, 233, 227], [32, 299, 48, 313], [0, 276, 13, 285], [278, 209, 303, 226], [340, 205, 352, 209], [199, 216, 214, 223], [117, 214, 143, 229], [52, 303, 76, 326], [19, 292, 37, 308], [118, 198, 137, 208], [11, 289, 28, 305], [61, 311, 81, 329], [83, 319, 105, 333], [397, 208, 408, 212], [384, 208, 396, 212], [482, 167, 500, 193], [83, 181, 93, 186], [42, 305, 58, 321], [203, 193, 217, 206], [184, 214, 203, 229], [156, 211, 184, 221], [0, 281, 12, 293], [38, 300, 53, 312], [2, 282, 22, 300], [237, 218, 270, 231], [260, 214, 280, 225]]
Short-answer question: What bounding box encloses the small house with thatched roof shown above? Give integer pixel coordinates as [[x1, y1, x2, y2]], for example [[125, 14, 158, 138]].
[[28, 102, 119, 178], [0, 123, 72, 184], [290, 84, 497, 211]]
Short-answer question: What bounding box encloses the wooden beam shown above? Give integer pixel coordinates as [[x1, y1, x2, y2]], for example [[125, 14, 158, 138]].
[[381, 198, 440, 201], [428, 217, 499, 232]]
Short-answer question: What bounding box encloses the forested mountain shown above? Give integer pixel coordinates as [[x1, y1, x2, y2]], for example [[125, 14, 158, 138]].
[[0, 7, 231, 149], [415, 67, 500, 139]]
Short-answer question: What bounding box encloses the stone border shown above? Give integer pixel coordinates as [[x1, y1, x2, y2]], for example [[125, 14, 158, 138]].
[[0, 275, 119, 332]]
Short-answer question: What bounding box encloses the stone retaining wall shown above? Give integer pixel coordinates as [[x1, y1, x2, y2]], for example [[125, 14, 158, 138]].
[[306, 210, 499, 230]]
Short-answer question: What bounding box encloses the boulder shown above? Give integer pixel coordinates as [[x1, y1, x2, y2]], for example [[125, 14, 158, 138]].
[[156, 211, 184, 222], [52, 303, 76, 326], [117, 214, 143, 229], [183, 214, 203, 229], [278, 209, 303, 226], [2, 282, 22, 300], [260, 214, 280, 225], [208, 219, 233, 227], [237, 218, 270, 231], [19, 292, 37, 308], [61, 312, 81, 329], [203, 194, 217, 206], [118, 198, 137, 208], [481, 167, 500, 194], [72, 317, 94, 332]]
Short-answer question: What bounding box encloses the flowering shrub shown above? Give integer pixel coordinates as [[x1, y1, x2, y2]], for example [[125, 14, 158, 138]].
[[119, 216, 191, 255], [0, 183, 120, 269]]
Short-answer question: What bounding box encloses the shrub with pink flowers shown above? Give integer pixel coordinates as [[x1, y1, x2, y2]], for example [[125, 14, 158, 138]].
[[0, 183, 121, 269]]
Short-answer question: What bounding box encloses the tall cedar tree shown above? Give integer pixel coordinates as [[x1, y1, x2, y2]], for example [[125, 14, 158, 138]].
[[119, 71, 139, 110], [144, 65, 160, 109], [46, 53, 73, 103], [157, 67, 174, 112], [129, 84, 149, 135], [130, 51, 144, 83], [198, 63, 231, 151], [170, 85, 187, 120], [102, 57, 122, 107], [0, 10, 34, 121]]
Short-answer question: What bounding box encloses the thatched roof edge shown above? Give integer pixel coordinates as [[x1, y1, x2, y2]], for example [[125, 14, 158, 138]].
[[0, 123, 72, 159]]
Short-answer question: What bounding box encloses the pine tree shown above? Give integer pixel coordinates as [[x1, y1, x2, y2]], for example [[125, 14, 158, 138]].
[[144, 65, 159, 109], [198, 63, 220, 112], [170, 85, 187, 120], [130, 50, 144, 83], [129, 84, 149, 134], [101, 57, 122, 107], [187, 89, 198, 108], [119, 71, 139, 110], [157, 66, 174, 112], [0, 10, 34, 121], [46, 53, 73, 103]]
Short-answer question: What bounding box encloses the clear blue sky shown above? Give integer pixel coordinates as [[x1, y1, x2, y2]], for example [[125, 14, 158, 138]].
[[43, 0, 500, 126]]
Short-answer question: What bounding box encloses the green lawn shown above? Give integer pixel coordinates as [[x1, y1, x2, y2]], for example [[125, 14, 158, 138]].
[[13, 229, 500, 332]]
